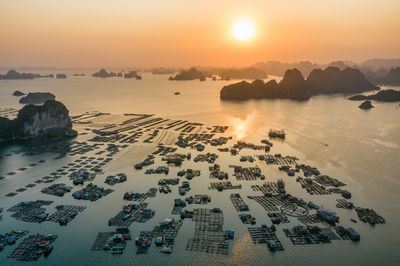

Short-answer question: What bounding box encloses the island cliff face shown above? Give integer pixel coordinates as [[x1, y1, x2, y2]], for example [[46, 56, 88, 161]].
[[169, 67, 207, 81], [307, 67, 378, 94], [220, 69, 309, 100], [220, 67, 378, 101], [379, 67, 400, 86], [0, 70, 53, 80], [92, 69, 122, 78], [0, 100, 77, 141], [348, 89, 400, 102], [124, 71, 142, 79]]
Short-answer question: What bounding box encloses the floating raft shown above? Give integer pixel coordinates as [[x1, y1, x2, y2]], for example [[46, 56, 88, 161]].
[[124, 188, 157, 202], [186, 208, 233, 255], [297, 214, 324, 225], [8, 200, 53, 223], [152, 145, 177, 155], [231, 166, 263, 181], [8, 234, 57, 261], [151, 219, 184, 252], [230, 194, 249, 212], [296, 177, 331, 195], [91, 232, 115, 251], [0, 230, 29, 249], [265, 155, 298, 165], [336, 199, 354, 209], [283, 227, 339, 245], [251, 183, 280, 195], [248, 227, 284, 251], [247, 196, 281, 212], [46, 205, 86, 223], [209, 182, 241, 190], [108, 203, 155, 227]]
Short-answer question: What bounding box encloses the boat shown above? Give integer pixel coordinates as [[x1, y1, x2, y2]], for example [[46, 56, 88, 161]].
[[155, 237, 163, 246], [347, 228, 360, 241], [59, 216, 68, 225], [267, 241, 278, 251], [44, 245, 53, 257], [110, 246, 124, 254], [317, 209, 339, 224], [268, 129, 286, 139], [161, 245, 173, 253]]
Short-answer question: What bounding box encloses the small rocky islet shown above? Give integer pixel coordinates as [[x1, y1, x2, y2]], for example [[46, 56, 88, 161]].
[[358, 100, 374, 109], [19, 92, 56, 104], [349, 89, 400, 102]]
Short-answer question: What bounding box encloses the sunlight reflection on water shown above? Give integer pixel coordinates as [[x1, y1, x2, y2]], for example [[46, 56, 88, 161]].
[[229, 110, 257, 140]]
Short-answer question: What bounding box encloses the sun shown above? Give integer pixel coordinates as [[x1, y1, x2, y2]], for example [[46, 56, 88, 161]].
[[232, 18, 255, 41]]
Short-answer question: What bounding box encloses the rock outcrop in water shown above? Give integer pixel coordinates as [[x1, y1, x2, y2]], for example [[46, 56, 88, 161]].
[[19, 92, 56, 104], [307, 67, 378, 94], [220, 69, 309, 100], [359, 100, 374, 109], [220, 67, 378, 101], [92, 69, 121, 78], [0, 100, 77, 141], [348, 89, 400, 102], [13, 90, 25, 96], [124, 71, 142, 80], [0, 70, 53, 80], [56, 73, 67, 79], [379, 67, 400, 86], [169, 67, 207, 81]]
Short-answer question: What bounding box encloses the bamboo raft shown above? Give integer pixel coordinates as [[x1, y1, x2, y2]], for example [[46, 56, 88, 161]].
[[248, 227, 284, 251]]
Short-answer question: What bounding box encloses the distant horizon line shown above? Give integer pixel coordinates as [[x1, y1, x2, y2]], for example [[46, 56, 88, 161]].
[[1, 57, 400, 71]]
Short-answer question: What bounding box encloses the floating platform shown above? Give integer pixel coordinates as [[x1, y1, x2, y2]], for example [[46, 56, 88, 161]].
[[209, 182, 241, 191], [186, 208, 233, 255], [46, 205, 86, 223], [8, 200, 53, 223], [248, 227, 284, 251], [283, 226, 339, 245], [8, 234, 57, 261], [230, 194, 249, 212]]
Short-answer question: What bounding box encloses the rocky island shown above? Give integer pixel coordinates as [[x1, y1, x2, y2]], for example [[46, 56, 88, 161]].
[[19, 92, 56, 104], [379, 67, 400, 86], [124, 71, 142, 79], [92, 69, 122, 78], [307, 67, 378, 94], [12, 90, 25, 96], [0, 100, 77, 141], [348, 89, 400, 102], [220, 69, 309, 100], [56, 73, 67, 79], [0, 70, 53, 80], [359, 100, 374, 109], [220, 67, 378, 101], [169, 67, 208, 81]]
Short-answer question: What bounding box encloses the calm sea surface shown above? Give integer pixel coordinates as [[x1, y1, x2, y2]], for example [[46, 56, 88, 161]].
[[0, 72, 399, 265]]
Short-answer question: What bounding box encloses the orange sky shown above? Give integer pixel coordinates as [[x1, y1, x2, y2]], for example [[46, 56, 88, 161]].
[[1, 0, 399, 68]]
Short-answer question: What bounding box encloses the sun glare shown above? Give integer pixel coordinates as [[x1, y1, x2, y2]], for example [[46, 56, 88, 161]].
[[232, 18, 255, 41]]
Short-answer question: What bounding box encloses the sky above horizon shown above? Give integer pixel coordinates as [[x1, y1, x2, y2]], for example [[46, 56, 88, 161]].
[[1, 0, 399, 68]]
